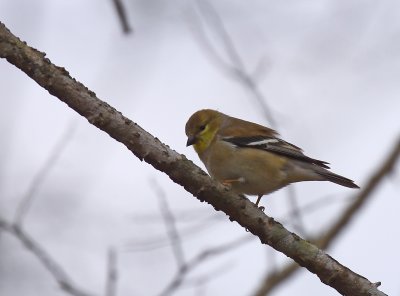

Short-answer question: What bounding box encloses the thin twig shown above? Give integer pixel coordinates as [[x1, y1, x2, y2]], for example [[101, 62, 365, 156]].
[[195, 0, 246, 73], [111, 0, 132, 34], [253, 136, 400, 296], [151, 178, 186, 269], [283, 193, 349, 222], [182, 261, 235, 288], [191, 0, 276, 126], [105, 248, 118, 296], [0, 217, 96, 296], [158, 235, 252, 296], [285, 186, 307, 236], [130, 208, 217, 224], [185, 4, 237, 77], [14, 123, 77, 226], [126, 214, 220, 252]]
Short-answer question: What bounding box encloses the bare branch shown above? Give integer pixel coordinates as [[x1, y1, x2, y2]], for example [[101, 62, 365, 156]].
[[105, 248, 118, 296], [182, 261, 235, 289], [253, 136, 400, 296], [0, 22, 388, 296], [185, 4, 238, 77], [130, 208, 217, 224], [195, 0, 246, 73], [14, 123, 76, 225], [190, 0, 276, 126], [316, 136, 400, 249], [151, 178, 186, 269], [126, 215, 220, 252], [158, 235, 252, 296], [283, 193, 349, 222], [0, 217, 96, 296], [111, 0, 132, 34], [285, 186, 307, 236]]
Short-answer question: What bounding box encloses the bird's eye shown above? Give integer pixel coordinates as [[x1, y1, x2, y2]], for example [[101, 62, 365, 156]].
[[199, 124, 206, 131]]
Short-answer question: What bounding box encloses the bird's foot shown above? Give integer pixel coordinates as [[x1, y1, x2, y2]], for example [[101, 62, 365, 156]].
[[255, 195, 264, 211]]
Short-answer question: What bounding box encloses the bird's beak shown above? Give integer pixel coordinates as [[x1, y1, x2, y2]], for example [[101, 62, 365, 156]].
[[186, 135, 197, 146]]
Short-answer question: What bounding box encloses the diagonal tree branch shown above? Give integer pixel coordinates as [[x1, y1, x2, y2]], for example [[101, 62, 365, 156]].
[[0, 21, 387, 296], [151, 178, 186, 269], [14, 122, 76, 226], [0, 218, 96, 296]]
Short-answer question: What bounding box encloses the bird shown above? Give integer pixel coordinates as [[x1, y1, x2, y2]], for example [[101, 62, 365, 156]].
[[185, 109, 359, 207]]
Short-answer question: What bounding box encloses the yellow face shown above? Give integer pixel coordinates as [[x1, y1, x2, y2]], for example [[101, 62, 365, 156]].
[[185, 109, 221, 155]]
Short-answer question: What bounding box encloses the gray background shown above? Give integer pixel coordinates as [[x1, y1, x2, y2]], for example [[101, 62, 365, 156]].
[[1, 1, 399, 295]]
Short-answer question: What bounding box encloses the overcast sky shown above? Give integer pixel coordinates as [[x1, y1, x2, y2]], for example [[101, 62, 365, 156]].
[[1, 1, 399, 296]]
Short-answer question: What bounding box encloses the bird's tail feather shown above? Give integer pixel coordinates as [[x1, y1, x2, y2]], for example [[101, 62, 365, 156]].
[[316, 168, 359, 189]]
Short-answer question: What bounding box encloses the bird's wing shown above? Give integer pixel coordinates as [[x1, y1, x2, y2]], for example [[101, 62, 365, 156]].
[[222, 135, 330, 169]]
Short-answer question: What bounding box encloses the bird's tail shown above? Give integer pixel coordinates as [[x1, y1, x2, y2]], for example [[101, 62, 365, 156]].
[[315, 167, 359, 189]]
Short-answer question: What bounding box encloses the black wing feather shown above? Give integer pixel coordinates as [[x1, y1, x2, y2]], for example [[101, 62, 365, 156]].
[[223, 136, 330, 169]]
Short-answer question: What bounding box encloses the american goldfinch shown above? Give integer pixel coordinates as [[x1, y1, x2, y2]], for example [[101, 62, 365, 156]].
[[185, 109, 359, 206]]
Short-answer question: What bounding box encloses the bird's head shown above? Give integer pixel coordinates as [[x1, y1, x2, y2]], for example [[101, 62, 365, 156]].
[[185, 109, 222, 154]]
